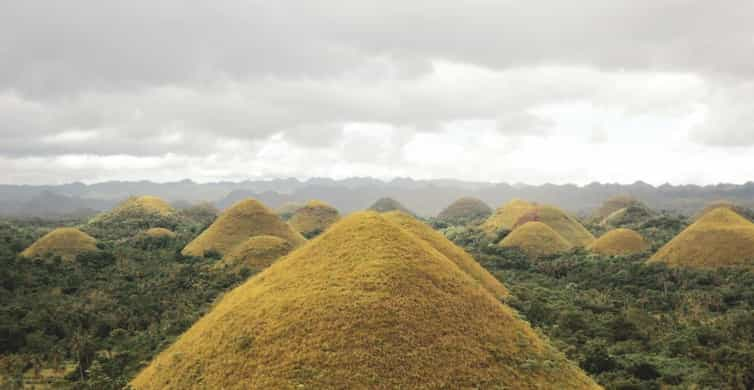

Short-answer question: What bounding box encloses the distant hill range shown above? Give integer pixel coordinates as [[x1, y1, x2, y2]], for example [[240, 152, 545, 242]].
[[2, 178, 754, 219]]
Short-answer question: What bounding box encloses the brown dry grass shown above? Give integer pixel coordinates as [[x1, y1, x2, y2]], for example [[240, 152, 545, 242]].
[[589, 228, 649, 256], [144, 227, 176, 239], [649, 207, 754, 268], [91, 195, 175, 224], [437, 197, 492, 222], [131, 212, 600, 390], [213, 235, 293, 273], [500, 221, 573, 258], [181, 199, 305, 257], [20, 228, 97, 261], [513, 205, 595, 247], [382, 211, 509, 299], [368, 197, 412, 214], [287, 200, 340, 237], [595, 195, 641, 220], [481, 199, 537, 235]]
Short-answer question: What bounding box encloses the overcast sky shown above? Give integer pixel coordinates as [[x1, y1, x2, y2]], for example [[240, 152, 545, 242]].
[[2, 1, 754, 185]]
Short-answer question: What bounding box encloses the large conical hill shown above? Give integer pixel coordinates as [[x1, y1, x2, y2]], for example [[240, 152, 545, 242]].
[[514, 205, 595, 247], [500, 221, 573, 258], [181, 199, 305, 257], [288, 200, 340, 238], [649, 207, 754, 268], [213, 235, 293, 273], [437, 197, 492, 223], [589, 228, 649, 256], [481, 199, 537, 235], [89, 195, 177, 228], [382, 211, 508, 299], [21, 228, 97, 261], [132, 212, 600, 389]]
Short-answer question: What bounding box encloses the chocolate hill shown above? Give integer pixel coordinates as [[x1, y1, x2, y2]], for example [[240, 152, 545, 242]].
[[500, 221, 573, 258], [20, 228, 97, 261], [287, 200, 340, 238], [589, 228, 649, 256], [212, 235, 293, 273], [131, 212, 599, 389], [482, 199, 537, 235], [514, 205, 595, 247], [437, 197, 492, 224]]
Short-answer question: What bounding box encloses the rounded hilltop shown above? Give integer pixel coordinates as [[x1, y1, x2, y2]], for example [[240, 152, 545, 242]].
[[595, 195, 642, 220], [481, 199, 537, 235], [437, 197, 492, 224], [213, 235, 294, 273], [589, 228, 649, 256], [275, 202, 305, 221], [513, 205, 595, 247], [695, 200, 754, 222], [90, 195, 177, 227], [144, 227, 176, 239], [649, 207, 754, 269], [182, 198, 305, 257], [368, 197, 412, 214], [132, 212, 599, 390], [21, 228, 97, 261], [500, 221, 573, 258], [287, 200, 340, 238]]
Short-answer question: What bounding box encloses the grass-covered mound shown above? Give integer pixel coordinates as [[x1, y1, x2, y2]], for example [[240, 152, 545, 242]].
[[177, 202, 218, 226], [595, 195, 642, 220], [437, 197, 492, 224], [588, 228, 649, 256], [181, 199, 305, 257], [20, 228, 97, 261], [131, 212, 599, 389], [514, 205, 595, 247], [275, 202, 305, 221], [382, 211, 509, 299], [500, 221, 573, 258], [600, 204, 655, 228], [89, 195, 179, 230], [213, 235, 293, 273], [482, 199, 537, 235], [287, 200, 340, 238], [695, 200, 754, 222], [368, 197, 412, 214], [144, 227, 176, 239], [649, 207, 754, 268]]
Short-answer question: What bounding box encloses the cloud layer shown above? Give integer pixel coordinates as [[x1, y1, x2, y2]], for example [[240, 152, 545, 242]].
[[1, 0, 753, 184]]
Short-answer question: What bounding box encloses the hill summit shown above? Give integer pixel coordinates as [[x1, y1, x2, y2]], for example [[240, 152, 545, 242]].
[[89, 195, 177, 228], [500, 221, 573, 257], [182, 199, 305, 257], [287, 200, 340, 238], [437, 197, 492, 223], [368, 197, 412, 214], [482, 199, 537, 235], [131, 212, 599, 389], [21, 228, 97, 261], [650, 207, 754, 268], [213, 235, 294, 273], [514, 205, 595, 247], [595, 195, 642, 220], [589, 228, 649, 256]]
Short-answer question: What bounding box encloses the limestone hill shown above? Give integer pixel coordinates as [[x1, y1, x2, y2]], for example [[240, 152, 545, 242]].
[[368, 197, 412, 214], [131, 212, 600, 390], [21, 228, 97, 261], [437, 197, 492, 224], [500, 221, 573, 258], [181, 199, 305, 257], [589, 228, 649, 256], [601, 204, 655, 228], [213, 235, 293, 273], [89, 195, 177, 227], [482, 199, 537, 235], [144, 227, 176, 239], [649, 207, 754, 268], [595, 195, 642, 220], [695, 200, 754, 222], [275, 202, 305, 220], [382, 211, 508, 299], [288, 200, 340, 238], [514, 205, 595, 247]]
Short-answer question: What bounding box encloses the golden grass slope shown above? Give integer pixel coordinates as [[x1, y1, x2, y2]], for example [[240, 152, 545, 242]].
[[94, 195, 175, 221], [213, 235, 293, 273], [132, 212, 600, 390], [437, 197, 492, 223], [382, 211, 509, 299], [649, 207, 754, 268], [144, 227, 176, 239], [482, 199, 537, 235], [500, 221, 573, 258], [589, 228, 649, 256], [21, 228, 97, 261], [515, 205, 596, 247], [181, 199, 305, 257], [287, 200, 340, 237], [368, 197, 412, 214]]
